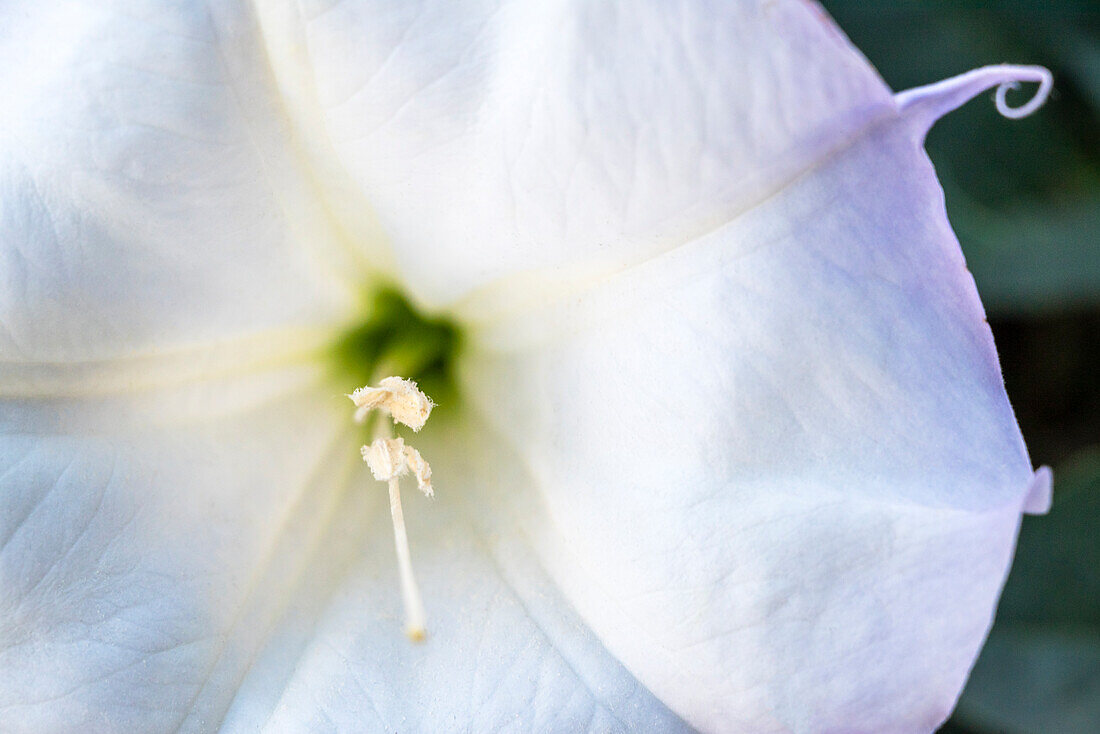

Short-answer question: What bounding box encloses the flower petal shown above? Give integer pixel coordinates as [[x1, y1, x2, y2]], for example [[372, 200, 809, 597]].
[[0, 389, 349, 731], [256, 0, 894, 304], [460, 88, 1043, 731], [0, 392, 688, 731], [224, 430, 690, 732], [0, 2, 356, 384]]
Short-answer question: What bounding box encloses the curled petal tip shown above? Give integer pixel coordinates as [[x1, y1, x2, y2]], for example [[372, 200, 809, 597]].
[[896, 64, 1053, 135], [1023, 465, 1053, 516], [994, 67, 1053, 119]]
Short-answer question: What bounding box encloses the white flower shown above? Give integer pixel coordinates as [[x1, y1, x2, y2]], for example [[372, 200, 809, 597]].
[[0, 1, 1053, 732]]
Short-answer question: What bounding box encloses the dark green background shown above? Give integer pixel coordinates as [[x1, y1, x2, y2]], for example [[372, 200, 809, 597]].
[[819, 2, 1100, 731]]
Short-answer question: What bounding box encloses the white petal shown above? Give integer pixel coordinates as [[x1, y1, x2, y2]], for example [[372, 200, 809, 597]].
[[0, 388, 348, 731], [225, 429, 689, 732], [0, 2, 357, 385], [256, 0, 894, 304], [461, 89, 1043, 731], [0, 393, 687, 732]]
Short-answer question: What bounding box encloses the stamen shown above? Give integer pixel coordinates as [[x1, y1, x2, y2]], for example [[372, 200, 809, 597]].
[[349, 376, 434, 431], [351, 376, 436, 641], [362, 437, 408, 482]]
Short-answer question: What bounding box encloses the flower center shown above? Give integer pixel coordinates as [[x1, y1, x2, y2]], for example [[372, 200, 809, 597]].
[[328, 286, 462, 413], [327, 286, 461, 642]]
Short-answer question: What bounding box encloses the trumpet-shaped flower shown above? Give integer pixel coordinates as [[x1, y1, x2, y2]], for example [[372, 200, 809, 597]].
[[0, 1, 1053, 732]]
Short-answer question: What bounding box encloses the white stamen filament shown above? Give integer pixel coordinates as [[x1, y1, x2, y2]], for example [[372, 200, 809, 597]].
[[388, 476, 426, 641]]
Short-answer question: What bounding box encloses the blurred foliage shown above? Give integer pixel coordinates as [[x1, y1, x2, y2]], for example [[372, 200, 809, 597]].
[[820, 2, 1100, 732]]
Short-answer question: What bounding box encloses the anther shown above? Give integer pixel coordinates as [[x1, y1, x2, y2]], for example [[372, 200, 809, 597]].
[[349, 376, 434, 431], [362, 437, 433, 497]]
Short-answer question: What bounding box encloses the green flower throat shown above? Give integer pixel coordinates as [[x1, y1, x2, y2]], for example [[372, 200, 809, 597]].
[[329, 286, 462, 412]]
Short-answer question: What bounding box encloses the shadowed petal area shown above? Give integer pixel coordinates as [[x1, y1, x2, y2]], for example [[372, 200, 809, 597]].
[[256, 0, 895, 304], [0, 385, 351, 732], [460, 107, 1041, 731]]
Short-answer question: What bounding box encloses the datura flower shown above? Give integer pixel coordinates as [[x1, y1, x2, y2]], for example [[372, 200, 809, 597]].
[[0, 1, 1056, 732]]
